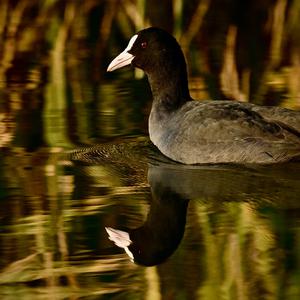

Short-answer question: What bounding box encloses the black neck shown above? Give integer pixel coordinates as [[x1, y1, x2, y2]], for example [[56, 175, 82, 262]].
[[147, 58, 191, 113]]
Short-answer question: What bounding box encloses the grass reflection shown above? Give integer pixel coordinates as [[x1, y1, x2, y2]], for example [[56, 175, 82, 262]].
[[0, 149, 147, 299], [196, 202, 279, 299], [1, 148, 300, 298]]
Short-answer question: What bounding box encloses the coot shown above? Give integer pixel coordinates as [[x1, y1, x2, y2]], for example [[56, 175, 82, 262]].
[[107, 27, 300, 164]]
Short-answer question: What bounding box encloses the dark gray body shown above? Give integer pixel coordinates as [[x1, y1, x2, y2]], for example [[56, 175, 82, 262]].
[[149, 100, 300, 164]]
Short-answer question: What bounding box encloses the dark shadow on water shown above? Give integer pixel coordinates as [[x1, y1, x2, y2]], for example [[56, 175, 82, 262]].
[[106, 171, 189, 266]]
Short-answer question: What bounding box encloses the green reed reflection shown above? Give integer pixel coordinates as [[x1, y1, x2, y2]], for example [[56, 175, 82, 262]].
[[0, 149, 147, 299], [1, 146, 300, 299]]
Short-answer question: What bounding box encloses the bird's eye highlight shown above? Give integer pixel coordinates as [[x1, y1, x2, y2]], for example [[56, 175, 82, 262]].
[[141, 42, 147, 49]]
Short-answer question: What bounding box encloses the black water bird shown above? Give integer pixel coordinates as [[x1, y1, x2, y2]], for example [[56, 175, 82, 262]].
[[107, 27, 300, 164]]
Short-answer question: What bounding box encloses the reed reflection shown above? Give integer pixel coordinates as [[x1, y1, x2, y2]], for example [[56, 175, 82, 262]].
[[1, 141, 299, 298]]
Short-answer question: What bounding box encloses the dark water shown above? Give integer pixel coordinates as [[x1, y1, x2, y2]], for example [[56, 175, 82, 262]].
[[1, 74, 300, 299], [1, 13, 300, 299]]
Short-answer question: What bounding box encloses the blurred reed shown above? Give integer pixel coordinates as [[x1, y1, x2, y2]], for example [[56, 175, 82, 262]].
[[0, 0, 299, 105]]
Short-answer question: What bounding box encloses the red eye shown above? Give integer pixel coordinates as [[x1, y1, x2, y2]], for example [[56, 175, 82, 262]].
[[141, 42, 147, 49]]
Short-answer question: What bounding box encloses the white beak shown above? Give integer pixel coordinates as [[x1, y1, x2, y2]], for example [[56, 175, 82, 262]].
[[107, 34, 138, 72]]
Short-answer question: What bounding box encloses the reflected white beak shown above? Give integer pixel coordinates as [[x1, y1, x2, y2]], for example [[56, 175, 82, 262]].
[[105, 227, 134, 261], [105, 227, 132, 247], [107, 34, 138, 72]]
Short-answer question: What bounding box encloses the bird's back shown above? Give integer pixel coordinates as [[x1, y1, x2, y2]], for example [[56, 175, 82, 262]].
[[149, 100, 300, 164]]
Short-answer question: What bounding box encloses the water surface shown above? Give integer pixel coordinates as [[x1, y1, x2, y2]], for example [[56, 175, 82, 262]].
[[1, 111, 300, 299]]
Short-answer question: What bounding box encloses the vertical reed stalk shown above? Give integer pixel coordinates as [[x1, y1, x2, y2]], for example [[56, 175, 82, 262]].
[[270, 0, 288, 68], [0, 0, 27, 88], [220, 26, 247, 101], [44, 2, 76, 147]]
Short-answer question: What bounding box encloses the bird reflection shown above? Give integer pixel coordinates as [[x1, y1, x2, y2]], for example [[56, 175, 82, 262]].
[[105, 160, 300, 266], [106, 175, 189, 266]]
